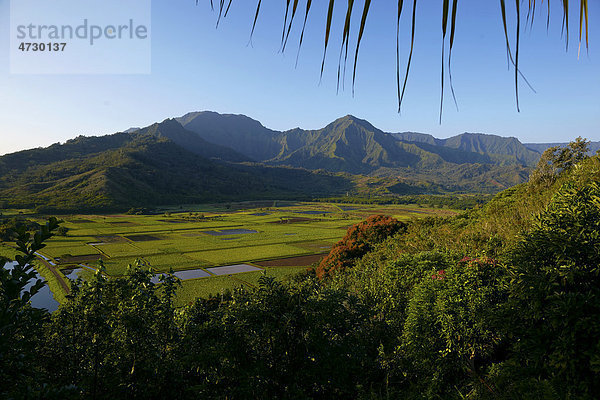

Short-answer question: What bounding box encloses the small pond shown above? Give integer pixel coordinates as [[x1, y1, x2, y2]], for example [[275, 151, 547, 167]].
[[151, 268, 211, 283], [61, 264, 95, 281], [173, 269, 211, 280], [62, 267, 84, 280], [207, 264, 263, 276], [203, 229, 258, 236], [2, 261, 59, 312]]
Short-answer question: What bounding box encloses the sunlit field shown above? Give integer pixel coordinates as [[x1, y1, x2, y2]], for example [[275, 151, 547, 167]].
[[1, 201, 456, 304]]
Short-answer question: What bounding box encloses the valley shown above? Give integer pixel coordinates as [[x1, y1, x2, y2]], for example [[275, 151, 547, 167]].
[[1, 111, 596, 309], [0, 201, 455, 306]]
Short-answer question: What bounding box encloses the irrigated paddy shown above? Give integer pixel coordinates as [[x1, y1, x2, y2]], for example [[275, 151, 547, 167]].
[[0, 201, 456, 305]]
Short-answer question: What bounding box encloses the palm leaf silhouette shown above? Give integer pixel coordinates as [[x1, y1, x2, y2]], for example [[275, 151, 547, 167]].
[[204, 0, 589, 120]]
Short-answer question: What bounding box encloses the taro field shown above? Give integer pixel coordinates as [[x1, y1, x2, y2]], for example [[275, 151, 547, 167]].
[[3, 202, 456, 305]]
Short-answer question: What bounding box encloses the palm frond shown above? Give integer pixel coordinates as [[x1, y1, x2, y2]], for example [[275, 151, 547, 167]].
[[281, 0, 291, 50], [515, 0, 521, 112], [579, 0, 588, 58], [396, 0, 404, 113], [204, 0, 590, 118], [440, 0, 450, 123], [248, 0, 262, 46], [337, 0, 355, 94], [215, 0, 223, 27], [399, 0, 418, 114], [224, 0, 233, 18], [352, 0, 371, 96], [321, 0, 336, 81], [448, 0, 459, 112], [282, 0, 299, 52], [562, 0, 569, 49], [295, 0, 312, 68]]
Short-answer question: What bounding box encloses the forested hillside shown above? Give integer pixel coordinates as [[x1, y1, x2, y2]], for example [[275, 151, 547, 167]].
[[179, 113, 541, 179], [134, 118, 250, 162], [0, 132, 351, 212], [393, 131, 541, 166], [3, 111, 587, 212], [1, 140, 598, 399]]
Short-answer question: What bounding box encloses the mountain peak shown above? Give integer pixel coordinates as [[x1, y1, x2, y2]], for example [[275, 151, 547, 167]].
[[338, 114, 364, 123], [330, 114, 379, 131], [176, 110, 267, 130], [459, 132, 521, 142], [134, 117, 249, 162]]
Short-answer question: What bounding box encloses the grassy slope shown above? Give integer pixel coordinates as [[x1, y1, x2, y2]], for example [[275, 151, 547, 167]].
[[0, 134, 353, 212], [354, 154, 600, 267]]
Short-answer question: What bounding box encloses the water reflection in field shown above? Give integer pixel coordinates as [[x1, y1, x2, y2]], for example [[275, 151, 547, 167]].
[[2, 262, 59, 312]]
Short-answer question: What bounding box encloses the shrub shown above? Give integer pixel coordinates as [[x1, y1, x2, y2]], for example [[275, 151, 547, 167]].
[[316, 215, 406, 278], [500, 180, 600, 398]]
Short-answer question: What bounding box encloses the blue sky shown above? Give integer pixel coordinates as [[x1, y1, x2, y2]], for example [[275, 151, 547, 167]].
[[0, 0, 598, 155]]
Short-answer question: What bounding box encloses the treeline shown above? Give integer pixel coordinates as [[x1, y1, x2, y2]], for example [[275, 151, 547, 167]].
[[315, 194, 492, 210], [1, 141, 599, 399], [0, 215, 41, 241]]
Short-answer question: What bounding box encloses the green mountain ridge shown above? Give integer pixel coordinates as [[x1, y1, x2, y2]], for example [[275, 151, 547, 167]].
[[269, 116, 426, 174], [134, 118, 250, 162], [1, 111, 589, 211], [0, 131, 352, 211], [176, 111, 285, 161], [179, 113, 542, 170], [177, 113, 535, 190], [392, 131, 541, 166]]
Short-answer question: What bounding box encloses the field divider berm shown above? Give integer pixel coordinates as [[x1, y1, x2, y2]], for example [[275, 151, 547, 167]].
[[172, 239, 335, 254], [89, 244, 111, 259], [106, 223, 247, 236], [35, 256, 70, 294]]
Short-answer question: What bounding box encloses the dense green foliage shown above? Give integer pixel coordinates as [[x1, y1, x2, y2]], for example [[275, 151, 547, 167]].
[[503, 181, 600, 397], [0, 218, 61, 397], [317, 193, 493, 210], [44, 264, 181, 399], [0, 132, 352, 212], [0, 216, 40, 241], [1, 143, 598, 399]]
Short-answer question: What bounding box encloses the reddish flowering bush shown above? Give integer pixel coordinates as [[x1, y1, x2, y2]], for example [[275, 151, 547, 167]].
[[316, 215, 406, 279], [431, 270, 446, 280]]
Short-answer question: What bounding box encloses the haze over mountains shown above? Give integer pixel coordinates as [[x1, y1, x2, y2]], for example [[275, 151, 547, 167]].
[[0, 111, 596, 211], [523, 141, 600, 154], [175, 112, 543, 172]]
